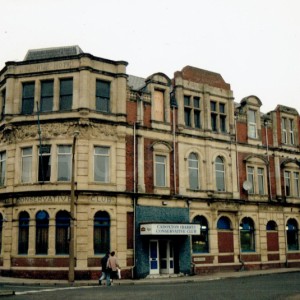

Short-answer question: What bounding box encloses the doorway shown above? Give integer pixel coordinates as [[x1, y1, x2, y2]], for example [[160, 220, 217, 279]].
[[149, 240, 174, 275]]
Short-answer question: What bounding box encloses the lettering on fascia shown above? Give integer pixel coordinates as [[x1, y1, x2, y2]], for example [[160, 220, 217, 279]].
[[90, 196, 116, 204], [16, 195, 70, 204], [34, 61, 74, 72]]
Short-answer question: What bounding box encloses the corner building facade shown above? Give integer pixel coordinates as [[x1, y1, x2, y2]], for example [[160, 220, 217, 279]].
[[0, 46, 299, 279]]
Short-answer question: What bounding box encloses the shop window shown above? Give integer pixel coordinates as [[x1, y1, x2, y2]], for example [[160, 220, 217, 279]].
[[240, 217, 255, 252], [36, 210, 49, 255], [94, 211, 110, 255], [21, 147, 32, 183], [155, 154, 166, 187], [57, 145, 71, 181], [18, 211, 29, 255], [188, 153, 199, 190], [22, 82, 35, 115], [0, 151, 6, 187], [55, 210, 70, 255], [192, 216, 209, 253], [286, 218, 299, 251], [217, 216, 231, 230], [94, 146, 110, 182], [96, 80, 110, 113], [40, 80, 54, 112], [59, 78, 73, 111], [215, 156, 225, 192], [210, 101, 226, 133], [38, 145, 51, 182], [247, 109, 257, 139], [153, 90, 164, 122]]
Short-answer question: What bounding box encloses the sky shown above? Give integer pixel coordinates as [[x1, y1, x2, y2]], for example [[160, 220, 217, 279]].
[[1, 0, 300, 114]]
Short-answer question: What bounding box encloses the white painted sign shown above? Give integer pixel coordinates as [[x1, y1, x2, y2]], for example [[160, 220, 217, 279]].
[[140, 223, 200, 235]]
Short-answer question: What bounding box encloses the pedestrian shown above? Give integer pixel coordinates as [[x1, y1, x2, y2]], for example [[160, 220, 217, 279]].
[[106, 251, 120, 286], [99, 251, 110, 285]]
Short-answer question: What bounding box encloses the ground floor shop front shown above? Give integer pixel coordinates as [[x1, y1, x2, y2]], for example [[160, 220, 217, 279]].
[[0, 194, 300, 279]]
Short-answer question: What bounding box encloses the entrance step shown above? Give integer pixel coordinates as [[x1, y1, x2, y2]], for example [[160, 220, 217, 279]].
[[146, 273, 185, 279]]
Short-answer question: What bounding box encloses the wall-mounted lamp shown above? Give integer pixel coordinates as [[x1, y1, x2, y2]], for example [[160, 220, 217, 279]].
[[162, 201, 168, 206]]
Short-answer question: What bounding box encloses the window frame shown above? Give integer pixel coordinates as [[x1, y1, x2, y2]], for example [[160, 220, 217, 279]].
[[55, 210, 70, 255], [246, 165, 267, 195], [59, 78, 73, 111], [18, 211, 30, 255], [21, 147, 32, 183], [247, 109, 257, 139], [154, 154, 167, 187], [210, 101, 227, 133], [215, 156, 225, 192], [188, 152, 200, 190], [240, 217, 255, 252], [0, 151, 6, 187], [94, 211, 110, 255], [35, 210, 49, 255], [40, 80, 54, 112], [192, 216, 209, 253], [96, 79, 111, 113], [38, 145, 51, 182], [21, 82, 35, 115], [57, 145, 72, 182], [94, 146, 110, 183], [184, 95, 201, 129]]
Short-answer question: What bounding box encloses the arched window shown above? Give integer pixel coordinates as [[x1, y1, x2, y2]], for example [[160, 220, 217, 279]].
[[266, 220, 277, 231], [18, 211, 29, 255], [286, 218, 299, 251], [94, 211, 110, 255], [215, 156, 225, 192], [192, 216, 209, 253], [188, 153, 199, 190], [240, 217, 255, 252], [217, 216, 231, 230], [266, 220, 279, 252], [36, 210, 49, 255], [0, 213, 3, 254], [56, 210, 70, 255]]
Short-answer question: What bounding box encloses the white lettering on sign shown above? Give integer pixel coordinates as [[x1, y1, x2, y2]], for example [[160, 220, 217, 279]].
[[140, 223, 200, 235]]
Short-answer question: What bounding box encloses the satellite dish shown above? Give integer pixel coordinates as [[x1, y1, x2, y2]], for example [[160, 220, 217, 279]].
[[243, 180, 252, 191]]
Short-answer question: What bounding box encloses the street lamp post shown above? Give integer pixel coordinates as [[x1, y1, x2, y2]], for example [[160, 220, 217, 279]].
[[69, 131, 79, 282]]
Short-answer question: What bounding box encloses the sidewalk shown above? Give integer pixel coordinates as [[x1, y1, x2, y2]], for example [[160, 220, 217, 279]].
[[0, 267, 300, 287]]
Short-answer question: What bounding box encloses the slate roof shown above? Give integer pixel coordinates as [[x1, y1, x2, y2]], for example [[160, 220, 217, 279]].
[[127, 75, 146, 91], [24, 45, 83, 61]]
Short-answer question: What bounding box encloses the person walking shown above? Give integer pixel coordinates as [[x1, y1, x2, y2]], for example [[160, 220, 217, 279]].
[[106, 251, 120, 286], [99, 251, 110, 285]]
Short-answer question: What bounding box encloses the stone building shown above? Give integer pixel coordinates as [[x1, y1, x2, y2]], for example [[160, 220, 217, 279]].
[[0, 46, 299, 279]]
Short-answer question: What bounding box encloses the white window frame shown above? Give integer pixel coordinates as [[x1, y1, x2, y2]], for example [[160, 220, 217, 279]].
[[154, 154, 167, 187], [246, 162, 267, 195], [0, 151, 6, 186], [21, 147, 32, 183], [94, 146, 110, 183], [248, 109, 257, 139], [57, 145, 72, 182], [188, 153, 200, 190]]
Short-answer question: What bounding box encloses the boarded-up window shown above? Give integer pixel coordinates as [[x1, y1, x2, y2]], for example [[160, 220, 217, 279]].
[[127, 212, 134, 249], [154, 90, 164, 121]]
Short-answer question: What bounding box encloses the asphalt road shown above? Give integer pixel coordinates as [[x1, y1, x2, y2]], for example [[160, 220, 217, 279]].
[[1, 272, 300, 300]]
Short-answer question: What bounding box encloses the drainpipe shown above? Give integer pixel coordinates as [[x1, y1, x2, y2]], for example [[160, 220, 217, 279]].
[[173, 106, 177, 195], [264, 120, 272, 201]]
